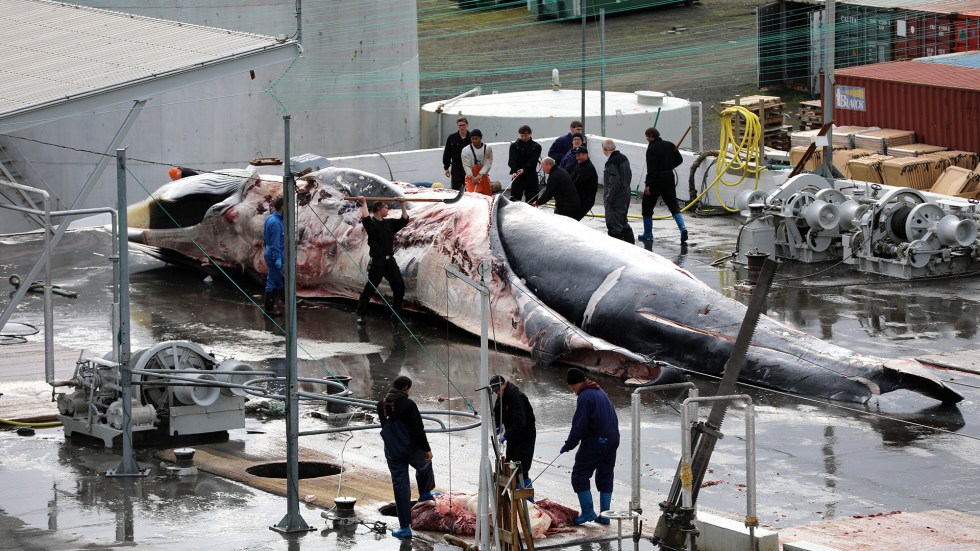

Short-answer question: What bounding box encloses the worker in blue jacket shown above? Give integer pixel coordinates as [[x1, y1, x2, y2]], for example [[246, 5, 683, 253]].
[[262, 196, 285, 316], [377, 375, 439, 539], [560, 368, 620, 525]]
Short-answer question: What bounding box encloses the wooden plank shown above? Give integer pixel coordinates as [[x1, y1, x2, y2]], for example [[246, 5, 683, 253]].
[[777, 510, 980, 550], [917, 349, 980, 375]]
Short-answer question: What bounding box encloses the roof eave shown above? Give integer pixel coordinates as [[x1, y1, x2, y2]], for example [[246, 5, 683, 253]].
[[0, 41, 300, 134]]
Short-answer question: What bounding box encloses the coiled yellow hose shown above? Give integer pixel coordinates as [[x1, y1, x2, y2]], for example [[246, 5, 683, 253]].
[[667, 105, 766, 217]]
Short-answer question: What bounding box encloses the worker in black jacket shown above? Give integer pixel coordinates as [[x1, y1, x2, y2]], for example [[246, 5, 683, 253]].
[[534, 157, 580, 218], [490, 374, 537, 496], [442, 116, 471, 191], [377, 375, 439, 539], [640, 127, 687, 243], [569, 146, 598, 220], [508, 124, 542, 202]]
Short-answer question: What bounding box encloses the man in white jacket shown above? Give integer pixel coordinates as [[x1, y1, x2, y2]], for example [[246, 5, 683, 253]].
[[460, 129, 493, 195]]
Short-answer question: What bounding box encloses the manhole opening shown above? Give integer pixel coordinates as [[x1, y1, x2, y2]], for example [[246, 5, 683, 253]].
[[246, 461, 341, 479], [379, 502, 417, 517]]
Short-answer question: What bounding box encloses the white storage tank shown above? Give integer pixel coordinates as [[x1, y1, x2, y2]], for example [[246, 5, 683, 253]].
[[421, 88, 692, 151]]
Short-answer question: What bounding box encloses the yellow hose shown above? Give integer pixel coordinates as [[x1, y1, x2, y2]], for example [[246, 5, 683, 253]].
[[650, 105, 766, 219], [0, 418, 62, 428], [559, 112, 766, 222]]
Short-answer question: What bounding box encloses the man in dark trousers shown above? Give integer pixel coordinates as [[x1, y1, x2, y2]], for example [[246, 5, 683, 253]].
[[507, 124, 542, 203], [560, 368, 620, 526], [442, 116, 470, 191], [262, 196, 284, 317], [534, 157, 580, 218], [639, 127, 687, 243], [490, 374, 537, 497], [377, 375, 438, 539], [601, 139, 635, 244], [570, 145, 598, 221], [355, 197, 409, 325]]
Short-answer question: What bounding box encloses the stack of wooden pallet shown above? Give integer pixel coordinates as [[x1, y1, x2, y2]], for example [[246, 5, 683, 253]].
[[720, 95, 791, 151], [797, 99, 822, 130]]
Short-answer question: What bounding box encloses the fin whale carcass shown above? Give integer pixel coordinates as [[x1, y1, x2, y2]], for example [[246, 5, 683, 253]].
[[127, 167, 963, 405]]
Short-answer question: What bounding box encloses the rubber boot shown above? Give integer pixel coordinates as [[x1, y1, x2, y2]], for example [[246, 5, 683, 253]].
[[673, 213, 688, 243], [596, 492, 612, 525], [573, 490, 597, 525], [638, 216, 653, 241], [523, 477, 535, 503], [391, 527, 413, 539], [263, 292, 282, 317]]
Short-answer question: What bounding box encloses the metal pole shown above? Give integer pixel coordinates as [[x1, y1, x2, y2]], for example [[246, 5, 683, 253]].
[[295, 0, 302, 44], [745, 402, 758, 542], [273, 115, 311, 533], [580, 0, 586, 125], [820, 0, 836, 182], [108, 148, 145, 477], [600, 9, 606, 137], [478, 259, 491, 551], [694, 101, 704, 152], [445, 261, 492, 549]]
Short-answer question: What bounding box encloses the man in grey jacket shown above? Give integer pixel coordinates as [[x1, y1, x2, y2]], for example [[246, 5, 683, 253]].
[[601, 139, 635, 244]]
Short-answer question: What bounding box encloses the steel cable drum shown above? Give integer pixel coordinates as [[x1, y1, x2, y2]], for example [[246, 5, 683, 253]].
[[130, 341, 218, 409]]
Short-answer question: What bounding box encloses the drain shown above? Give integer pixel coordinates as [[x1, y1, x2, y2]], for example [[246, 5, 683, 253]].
[[379, 502, 417, 516], [245, 461, 341, 479]]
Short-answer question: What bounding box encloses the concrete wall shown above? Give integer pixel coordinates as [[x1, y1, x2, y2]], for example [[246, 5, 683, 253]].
[[3, 0, 419, 234]]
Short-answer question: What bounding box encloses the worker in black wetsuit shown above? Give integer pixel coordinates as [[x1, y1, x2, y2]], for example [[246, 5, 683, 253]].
[[355, 197, 409, 325]]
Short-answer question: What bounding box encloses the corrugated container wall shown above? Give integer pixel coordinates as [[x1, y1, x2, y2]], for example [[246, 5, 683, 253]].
[[833, 60, 980, 154]]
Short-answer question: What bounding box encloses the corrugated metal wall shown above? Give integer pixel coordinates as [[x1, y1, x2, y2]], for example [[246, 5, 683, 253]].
[[834, 63, 980, 154]]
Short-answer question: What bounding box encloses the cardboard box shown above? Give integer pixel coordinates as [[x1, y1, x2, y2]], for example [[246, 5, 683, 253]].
[[919, 150, 980, 170], [846, 154, 893, 184], [930, 166, 980, 197], [881, 157, 940, 190]]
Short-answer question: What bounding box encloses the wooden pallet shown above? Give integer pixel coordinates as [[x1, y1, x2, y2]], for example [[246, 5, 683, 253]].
[[798, 99, 823, 130]]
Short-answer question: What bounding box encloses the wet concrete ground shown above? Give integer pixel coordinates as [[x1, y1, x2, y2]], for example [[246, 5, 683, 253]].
[[2, 199, 980, 549]]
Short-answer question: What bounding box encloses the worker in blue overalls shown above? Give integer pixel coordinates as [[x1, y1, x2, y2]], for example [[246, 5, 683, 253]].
[[262, 196, 284, 317], [560, 367, 621, 525]]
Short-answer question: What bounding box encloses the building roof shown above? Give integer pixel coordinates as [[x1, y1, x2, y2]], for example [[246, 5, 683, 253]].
[[0, 0, 299, 133], [783, 0, 955, 9], [836, 58, 980, 90]]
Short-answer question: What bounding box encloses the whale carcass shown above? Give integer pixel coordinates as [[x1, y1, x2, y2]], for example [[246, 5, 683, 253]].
[[127, 167, 963, 404]]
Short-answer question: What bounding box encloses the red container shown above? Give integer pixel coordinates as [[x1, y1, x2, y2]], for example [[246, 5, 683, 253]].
[[954, 11, 980, 52], [922, 14, 955, 56], [833, 60, 980, 155], [893, 12, 923, 60], [905, 1, 980, 53]]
